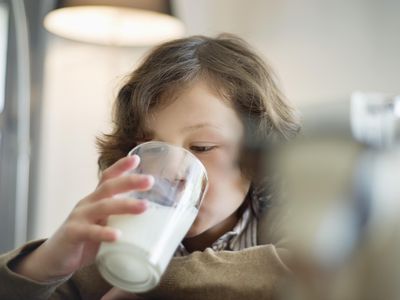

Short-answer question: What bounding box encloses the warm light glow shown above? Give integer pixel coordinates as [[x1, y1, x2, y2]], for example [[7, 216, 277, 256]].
[[43, 6, 185, 46]]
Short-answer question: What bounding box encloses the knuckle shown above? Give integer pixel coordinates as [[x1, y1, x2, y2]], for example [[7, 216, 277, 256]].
[[97, 199, 111, 211], [90, 226, 101, 236], [99, 181, 113, 195], [120, 199, 132, 209], [98, 198, 133, 215], [91, 226, 105, 240], [100, 169, 111, 181], [73, 198, 87, 209], [125, 176, 137, 187], [68, 208, 82, 221], [63, 222, 79, 239]]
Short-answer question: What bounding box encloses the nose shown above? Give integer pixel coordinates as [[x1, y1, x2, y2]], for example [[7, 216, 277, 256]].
[[159, 149, 188, 181], [137, 142, 189, 178]]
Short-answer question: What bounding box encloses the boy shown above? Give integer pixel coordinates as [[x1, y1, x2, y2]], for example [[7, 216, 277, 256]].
[[0, 34, 299, 300]]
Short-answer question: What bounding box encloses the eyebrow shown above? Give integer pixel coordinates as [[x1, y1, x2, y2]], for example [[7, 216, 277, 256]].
[[181, 123, 221, 133], [141, 123, 221, 140]]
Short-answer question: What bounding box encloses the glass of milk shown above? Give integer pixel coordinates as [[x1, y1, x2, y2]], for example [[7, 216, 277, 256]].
[[96, 141, 208, 293]]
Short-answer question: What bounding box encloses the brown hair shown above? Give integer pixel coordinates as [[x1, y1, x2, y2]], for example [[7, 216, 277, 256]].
[[97, 33, 300, 213]]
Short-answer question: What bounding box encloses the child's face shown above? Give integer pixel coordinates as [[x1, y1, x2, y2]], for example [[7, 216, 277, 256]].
[[145, 80, 251, 237]]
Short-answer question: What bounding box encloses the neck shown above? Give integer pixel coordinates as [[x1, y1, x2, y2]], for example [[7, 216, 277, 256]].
[[182, 212, 239, 253]]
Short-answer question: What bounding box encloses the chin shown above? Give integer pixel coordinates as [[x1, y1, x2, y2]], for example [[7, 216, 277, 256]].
[[185, 218, 209, 238]]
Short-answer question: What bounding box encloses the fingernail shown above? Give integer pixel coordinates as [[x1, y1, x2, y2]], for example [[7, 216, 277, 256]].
[[127, 154, 137, 163], [114, 229, 122, 240], [145, 175, 154, 185], [139, 199, 149, 209]]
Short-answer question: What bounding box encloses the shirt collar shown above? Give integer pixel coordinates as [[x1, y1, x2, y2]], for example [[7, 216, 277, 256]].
[[175, 206, 253, 256]]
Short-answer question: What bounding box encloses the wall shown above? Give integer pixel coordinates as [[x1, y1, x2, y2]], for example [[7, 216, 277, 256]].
[[176, 0, 400, 104], [34, 38, 147, 237]]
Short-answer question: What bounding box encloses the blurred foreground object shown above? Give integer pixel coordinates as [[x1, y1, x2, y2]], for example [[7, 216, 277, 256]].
[[269, 92, 400, 300], [351, 91, 400, 148], [43, 0, 185, 46]]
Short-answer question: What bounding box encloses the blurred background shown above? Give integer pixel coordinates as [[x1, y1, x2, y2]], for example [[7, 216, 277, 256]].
[[0, 0, 399, 277]]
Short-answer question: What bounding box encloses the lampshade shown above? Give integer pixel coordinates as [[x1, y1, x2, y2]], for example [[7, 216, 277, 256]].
[[43, 0, 185, 46]]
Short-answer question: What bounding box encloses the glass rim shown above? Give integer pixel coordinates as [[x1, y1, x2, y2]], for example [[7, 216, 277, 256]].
[[127, 140, 209, 184]]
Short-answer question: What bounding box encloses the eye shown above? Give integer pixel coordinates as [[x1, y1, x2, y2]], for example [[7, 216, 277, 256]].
[[190, 145, 217, 153]]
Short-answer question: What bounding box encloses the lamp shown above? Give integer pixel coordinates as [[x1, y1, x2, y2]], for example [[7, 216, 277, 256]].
[[43, 0, 185, 46]]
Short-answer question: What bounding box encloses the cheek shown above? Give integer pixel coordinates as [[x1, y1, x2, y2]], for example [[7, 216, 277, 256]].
[[201, 148, 237, 173], [204, 163, 244, 207], [199, 149, 243, 196], [196, 153, 249, 217], [198, 153, 234, 203]]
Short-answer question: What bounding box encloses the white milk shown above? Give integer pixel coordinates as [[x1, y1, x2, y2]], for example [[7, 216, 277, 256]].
[[96, 201, 198, 292], [108, 202, 197, 269]]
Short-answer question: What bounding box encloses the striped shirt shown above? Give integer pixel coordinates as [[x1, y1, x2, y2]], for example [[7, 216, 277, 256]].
[[174, 206, 258, 256]]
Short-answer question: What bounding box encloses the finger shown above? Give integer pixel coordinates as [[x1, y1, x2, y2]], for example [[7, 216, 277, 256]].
[[75, 224, 122, 243], [99, 155, 140, 185], [82, 198, 148, 221], [93, 173, 154, 200]]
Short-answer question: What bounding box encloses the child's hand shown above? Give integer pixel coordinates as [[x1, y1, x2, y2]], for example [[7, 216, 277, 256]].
[[13, 155, 154, 282]]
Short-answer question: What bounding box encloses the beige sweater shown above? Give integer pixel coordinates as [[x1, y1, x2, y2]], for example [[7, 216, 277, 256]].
[[0, 208, 291, 300]]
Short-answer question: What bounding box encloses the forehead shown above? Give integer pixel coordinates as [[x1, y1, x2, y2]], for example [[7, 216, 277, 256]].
[[146, 80, 243, 138]]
